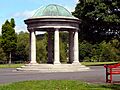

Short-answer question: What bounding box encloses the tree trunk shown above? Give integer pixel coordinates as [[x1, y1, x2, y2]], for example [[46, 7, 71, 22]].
[[9, 52, 11, 64]]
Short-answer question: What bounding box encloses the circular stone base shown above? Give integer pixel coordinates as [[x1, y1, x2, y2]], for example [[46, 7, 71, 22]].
[[17, 64, 90, 72]]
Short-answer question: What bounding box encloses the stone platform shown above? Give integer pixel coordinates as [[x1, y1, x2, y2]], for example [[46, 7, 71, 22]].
[[17, 64, 90, 72]]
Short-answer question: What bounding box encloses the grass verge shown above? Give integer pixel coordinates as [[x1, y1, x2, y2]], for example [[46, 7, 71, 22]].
[[0, 64, 24, 68], [81, 62, 118, 66], [0, 80, 120, 90], [0, 62, 118, 68]]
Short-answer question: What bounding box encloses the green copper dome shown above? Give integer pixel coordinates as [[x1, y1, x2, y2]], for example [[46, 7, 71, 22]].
[[33, 4, 73, 17]]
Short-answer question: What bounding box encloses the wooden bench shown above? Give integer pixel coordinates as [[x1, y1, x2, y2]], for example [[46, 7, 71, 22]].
[[104, 63, 120, 83]]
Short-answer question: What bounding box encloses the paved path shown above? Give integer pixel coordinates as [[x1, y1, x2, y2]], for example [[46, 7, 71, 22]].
[[0, 66, 119, 84]]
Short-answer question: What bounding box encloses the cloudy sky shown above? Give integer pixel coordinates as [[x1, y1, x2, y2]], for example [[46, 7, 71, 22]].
[[0, 0, 78, 33]]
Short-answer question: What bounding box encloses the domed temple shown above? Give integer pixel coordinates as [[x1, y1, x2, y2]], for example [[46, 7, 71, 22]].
[[17, 4, 89, 72]]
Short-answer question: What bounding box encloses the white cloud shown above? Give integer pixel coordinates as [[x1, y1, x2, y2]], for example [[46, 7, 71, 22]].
[[13, 10, 36, 18], [76, 0, 79, 3], [11, 10, 36, 33], [65, 0, 79, 12], [65, 6, 75, 12], [15, 25, 28, 33]]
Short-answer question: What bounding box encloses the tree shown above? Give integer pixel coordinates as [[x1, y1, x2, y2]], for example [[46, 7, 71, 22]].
[[0, 48, 7, 63], [0, 36, 7, 63], [60, 37, 67, 63], [73, 0, 120, 43], [1, 18, 17, 64], [15, 32, 29, 63], [36, 34, 47, 63], [79, 39, 120, 62], [59, 32, 68, 63], [79, 40, 93, 61]]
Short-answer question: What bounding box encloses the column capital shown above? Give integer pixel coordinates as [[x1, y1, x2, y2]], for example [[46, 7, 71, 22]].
[[28, 28, 35, 32]]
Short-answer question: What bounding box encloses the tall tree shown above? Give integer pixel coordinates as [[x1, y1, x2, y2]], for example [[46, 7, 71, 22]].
[[0, 36, 7, 63], [73, 0, 120, 43], [1, 18, 17, 64], [15, 32, 29, 62]]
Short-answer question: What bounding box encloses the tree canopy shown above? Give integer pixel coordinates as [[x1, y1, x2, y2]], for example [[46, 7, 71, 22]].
[[1, 18, 17, 64], [73, 0, 120, 43]]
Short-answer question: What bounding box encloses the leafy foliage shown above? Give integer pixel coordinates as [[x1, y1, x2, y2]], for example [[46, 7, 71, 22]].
[[0, 48, 7, 63], [79, 40, 120, 62], [0, 36, 7, 63], [36, 34, 47, 63], [15, 31, 29, 62], [73, 0, 120, 43], [72, 0, 120, 62], [60, 32, 68, 63], [1, 18, 17, 63]]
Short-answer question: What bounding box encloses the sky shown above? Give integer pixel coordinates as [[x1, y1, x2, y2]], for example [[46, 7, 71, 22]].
[[0, 0, 78, 34]]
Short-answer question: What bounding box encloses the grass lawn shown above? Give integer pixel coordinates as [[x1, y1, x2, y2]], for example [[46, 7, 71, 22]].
[[0, 62, 118, 68], [0, 64, 24, 68], [0, 80, 120, 90], [81, 62, 118, 66]]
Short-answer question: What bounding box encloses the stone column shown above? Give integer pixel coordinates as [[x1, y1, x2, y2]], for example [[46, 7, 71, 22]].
[[54, 28, 61, 64], [72, 30, 80, 64], [47, 31, 53, 63], [69, 31, 74, 63], [30, 30, 37, 64], [29, 31, 31, 62]]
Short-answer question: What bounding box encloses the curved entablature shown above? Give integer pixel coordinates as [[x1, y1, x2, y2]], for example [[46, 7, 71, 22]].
[[25, 17, 80, 32]]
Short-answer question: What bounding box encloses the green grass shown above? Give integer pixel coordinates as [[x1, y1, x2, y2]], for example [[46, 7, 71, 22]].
[[0, 64, 24, 68], [0, 80, 120, 90], [0, 62, 118, 68], [81, 62, 118, 66]]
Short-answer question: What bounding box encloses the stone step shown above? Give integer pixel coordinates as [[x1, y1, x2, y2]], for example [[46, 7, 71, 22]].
[[25, 64, 86, 68], [17, 68, 89, 72], [17, 64, 90, 72]]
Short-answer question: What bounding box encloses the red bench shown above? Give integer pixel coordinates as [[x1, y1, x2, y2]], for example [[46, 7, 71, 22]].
[[104, 63, 120, 83]]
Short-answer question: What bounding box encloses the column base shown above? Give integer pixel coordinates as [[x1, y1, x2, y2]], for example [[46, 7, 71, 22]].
[[29, 61, 38, 65], [72, 61, 80, 65], [53, 61, 61, 65]]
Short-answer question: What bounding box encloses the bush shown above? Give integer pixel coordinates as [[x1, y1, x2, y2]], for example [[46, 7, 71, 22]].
[[80, 40, 120, 62]]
